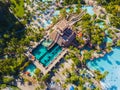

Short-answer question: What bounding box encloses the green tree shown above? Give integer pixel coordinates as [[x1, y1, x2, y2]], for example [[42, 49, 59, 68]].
[[117, 40, 120, 46], [41, 74, 50, 81], [2, 77, 14, 84], [60, 8, 67, 18], [35, 68, 41, 77]]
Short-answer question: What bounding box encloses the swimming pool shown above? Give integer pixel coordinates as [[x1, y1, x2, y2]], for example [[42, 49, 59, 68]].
[[98, 22, 104, 28], [87, 47, 120, 89], [32, 40, 62, 67], [53, 10, 60, 16], [43, 19, 52, 28], [25, 64, 36, 76], [104, 37, 113, 43], [53, 8, 74, 17], [82, 6, 94, 15], [66, 8, 70, 13]]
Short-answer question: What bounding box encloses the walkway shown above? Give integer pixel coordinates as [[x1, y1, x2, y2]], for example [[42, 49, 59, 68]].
[[33, 60, 46, 73]]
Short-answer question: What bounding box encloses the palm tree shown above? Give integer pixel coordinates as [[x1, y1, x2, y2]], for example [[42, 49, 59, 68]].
[[60, 8, 67, 18], [62, 83, 67, 90], [55, 78, 60, 84], [117, 40, 120, 46], [115, 5, 120, 17], [70, 8, 74, 14], [82, 50, 92, 65]]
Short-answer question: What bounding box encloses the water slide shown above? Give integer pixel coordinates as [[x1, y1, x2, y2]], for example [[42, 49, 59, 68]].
[[47, 32, 59, 50]]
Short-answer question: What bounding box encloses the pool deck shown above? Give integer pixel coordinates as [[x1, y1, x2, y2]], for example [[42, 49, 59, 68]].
[[31, 48, 68, 75]]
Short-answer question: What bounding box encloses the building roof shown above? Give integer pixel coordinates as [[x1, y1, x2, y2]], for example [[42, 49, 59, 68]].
[[54, 19, 68, 32], [49, 19, 76, 46], [49, 19, 68, 41]]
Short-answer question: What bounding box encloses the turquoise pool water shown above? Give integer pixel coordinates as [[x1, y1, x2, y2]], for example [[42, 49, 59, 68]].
[[43, 19, 52, 28], [66, 8, 70, 13], [98, 22, 104, 28], [53, 9, 69, 17], [97, 22, 112, 43], [87, 47, 120, 89], [105, 30, 108, 35], [53, 10, 60, 16], [82, 6, 94, 15], [32, 41, 62, 67], [53, 8, 75, 17], [25, 64, 36, 76], [104, 37, 113, 43]]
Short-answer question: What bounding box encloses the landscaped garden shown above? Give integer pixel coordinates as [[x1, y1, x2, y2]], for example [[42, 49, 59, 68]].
[[0, 0, 120, 90]]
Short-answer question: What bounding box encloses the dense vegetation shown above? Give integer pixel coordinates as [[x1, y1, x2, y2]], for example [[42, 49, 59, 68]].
[[10, 0, 24, 18], [0, 1, 44, 87], [63, 0, 84, 5], [0, 1, 25, 85], [96, 0, 120, 28], [0, 0, 120, 89]]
